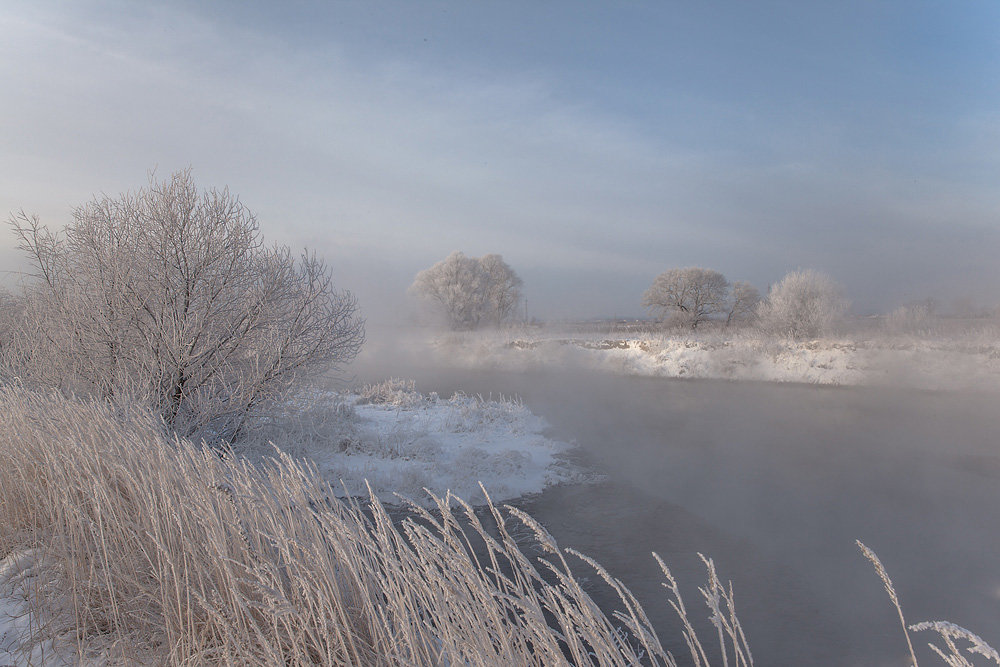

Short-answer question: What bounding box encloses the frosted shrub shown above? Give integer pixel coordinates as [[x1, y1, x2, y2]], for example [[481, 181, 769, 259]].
[[882, 303, 934, 337], [726, 281, 762, 328], [356, 378, 426, 408], [8, 170, 364, 443], [445, 392, 524, 432], [757, 269, 848, 340]]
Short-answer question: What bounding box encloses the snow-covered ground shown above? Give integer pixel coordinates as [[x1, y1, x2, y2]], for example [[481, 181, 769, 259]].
[[0, 550, 47, 667], [421, 330, 1000, 391], [0, 550, 108, 667], [245, 379, 585, 506]]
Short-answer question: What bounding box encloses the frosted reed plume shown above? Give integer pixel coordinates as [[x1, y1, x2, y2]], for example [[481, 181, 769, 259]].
[[909, 622, 1000, 666], [859, 541, 999, 667]]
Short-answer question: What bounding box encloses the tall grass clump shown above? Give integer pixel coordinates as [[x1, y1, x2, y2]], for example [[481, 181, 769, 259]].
[[355, 377, 425, 408], [0, 386, 752, 666]]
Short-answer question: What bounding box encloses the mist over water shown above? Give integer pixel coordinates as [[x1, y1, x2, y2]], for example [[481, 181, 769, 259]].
[[347, 325, 1000, 665]]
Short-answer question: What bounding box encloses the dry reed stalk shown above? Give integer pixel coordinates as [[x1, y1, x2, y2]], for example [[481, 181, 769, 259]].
[[0, 386, 756, 666], [858, 540, 918, 666]]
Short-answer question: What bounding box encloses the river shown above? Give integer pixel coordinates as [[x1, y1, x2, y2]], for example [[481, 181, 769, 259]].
[[349, 351, 1000, 665]]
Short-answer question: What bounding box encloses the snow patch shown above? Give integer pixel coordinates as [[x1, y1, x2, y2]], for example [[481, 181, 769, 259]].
[[0, 550, 98, 666], [246, 382, 585, 506]]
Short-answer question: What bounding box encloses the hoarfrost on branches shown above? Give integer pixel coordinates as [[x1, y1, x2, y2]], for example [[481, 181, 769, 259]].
[[757, 269, 848, 340], [642, 267, 731, 329], [410, 251, 523, 330], [7, 169, 365, 442]]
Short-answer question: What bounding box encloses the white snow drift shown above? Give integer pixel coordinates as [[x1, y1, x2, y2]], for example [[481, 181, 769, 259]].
[[243, 379, 582, 505]]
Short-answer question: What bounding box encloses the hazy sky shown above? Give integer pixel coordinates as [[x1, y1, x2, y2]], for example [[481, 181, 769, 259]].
[[2, 1, 999, 320]]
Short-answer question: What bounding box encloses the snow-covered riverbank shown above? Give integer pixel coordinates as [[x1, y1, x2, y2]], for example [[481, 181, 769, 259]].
[[247, 379, 583, 505], [419, 330, 1000, 391]]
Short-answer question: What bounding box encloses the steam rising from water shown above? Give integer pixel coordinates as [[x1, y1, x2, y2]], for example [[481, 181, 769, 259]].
[[347, 323, 1000, 664]]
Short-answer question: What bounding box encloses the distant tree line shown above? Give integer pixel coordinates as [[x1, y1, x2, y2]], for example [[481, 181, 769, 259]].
[[406, 254, 851, 340], [643, 266, 848, 339]]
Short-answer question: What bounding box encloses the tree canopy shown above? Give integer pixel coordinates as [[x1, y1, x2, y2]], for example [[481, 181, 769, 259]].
[[642, 267, 730, 329], [8, 170, 364, 441], [410, 251, 523, 330]]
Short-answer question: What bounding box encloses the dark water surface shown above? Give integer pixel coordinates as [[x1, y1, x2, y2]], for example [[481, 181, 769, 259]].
[[349, 353, 1000, 665]]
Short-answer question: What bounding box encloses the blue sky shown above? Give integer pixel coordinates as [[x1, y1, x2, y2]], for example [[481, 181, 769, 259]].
[[2, 1, 998, 320]]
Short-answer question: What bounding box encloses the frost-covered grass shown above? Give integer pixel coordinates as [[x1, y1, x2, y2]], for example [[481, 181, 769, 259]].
[[0, 386, 750, 666], [426, 321, 1000, 390], [239, 379, 582, 504], [0, 387, 995, 665]]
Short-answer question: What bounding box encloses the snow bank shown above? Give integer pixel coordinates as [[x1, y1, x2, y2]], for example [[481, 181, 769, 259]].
[[0, 550, 41, 666], [245, 379, 583, 505], [425, 332, 1000, 391], [0, 550, 102, 666]]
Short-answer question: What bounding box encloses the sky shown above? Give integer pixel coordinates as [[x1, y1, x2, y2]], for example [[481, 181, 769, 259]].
[[2, 0, 999, 321]]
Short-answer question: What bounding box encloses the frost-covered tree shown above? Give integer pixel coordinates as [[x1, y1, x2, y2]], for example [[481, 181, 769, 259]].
[[8, 170, 365, 441], [642, 267, 730, 329], [725, 281, 762, 328], [410, 251, 523, 330], [756, 269, 847, 339], [479, 253, 523, 325], [410, 252, 487, 330], [881, 301, 934, 336]]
